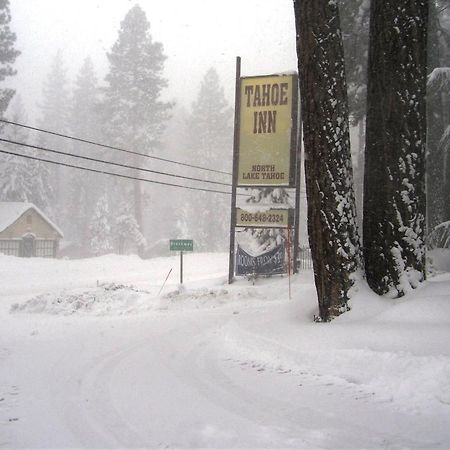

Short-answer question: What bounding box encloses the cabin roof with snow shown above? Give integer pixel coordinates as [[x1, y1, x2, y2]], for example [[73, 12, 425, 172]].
[[0, 202, 64, 238]]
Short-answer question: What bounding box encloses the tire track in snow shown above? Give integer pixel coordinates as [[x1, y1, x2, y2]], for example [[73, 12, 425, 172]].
[[49, 341, 150, 448], [210, 320, 446, 449], [39, 309, 449, 449]]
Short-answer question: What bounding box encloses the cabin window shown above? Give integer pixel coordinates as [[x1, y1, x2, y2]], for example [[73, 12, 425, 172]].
[[35, 240, 55, 258], [0, 240, 20, 256], [26, 214, 32, 225]]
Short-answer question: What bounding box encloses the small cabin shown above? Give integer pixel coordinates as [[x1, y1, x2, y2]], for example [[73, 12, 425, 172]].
[[0, 202, 63, 258]]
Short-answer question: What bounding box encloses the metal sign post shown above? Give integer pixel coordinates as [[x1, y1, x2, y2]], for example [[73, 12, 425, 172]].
[[170, 239, 193, 285], [287, 225, 292, 300], [228, 56, 241, 284], [180, 251, 183, 284]]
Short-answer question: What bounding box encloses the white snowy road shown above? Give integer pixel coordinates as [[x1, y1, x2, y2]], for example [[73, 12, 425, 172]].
[[4, 311, 309, 448], [2, 306, 449, 449], [1, 253, 450, 448]]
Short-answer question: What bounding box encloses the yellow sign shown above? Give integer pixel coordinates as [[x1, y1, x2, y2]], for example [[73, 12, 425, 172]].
[[237, 74, 297, 186]]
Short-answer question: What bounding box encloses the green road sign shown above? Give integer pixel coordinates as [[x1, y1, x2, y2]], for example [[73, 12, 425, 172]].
[[170, 239, 194, 252]]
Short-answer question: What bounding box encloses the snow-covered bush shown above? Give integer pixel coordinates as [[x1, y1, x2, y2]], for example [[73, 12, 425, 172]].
[[88, 194, 113, 256], [114, 211, 147, 255]]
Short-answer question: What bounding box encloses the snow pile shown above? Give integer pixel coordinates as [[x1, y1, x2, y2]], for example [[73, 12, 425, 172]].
[[9, 281, 277, 315], [160, 285, 270, 311], [10, 283, 152, 316]]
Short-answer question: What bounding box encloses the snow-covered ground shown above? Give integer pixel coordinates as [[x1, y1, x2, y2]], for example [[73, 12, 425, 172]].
[[1, 251, 450, 448]]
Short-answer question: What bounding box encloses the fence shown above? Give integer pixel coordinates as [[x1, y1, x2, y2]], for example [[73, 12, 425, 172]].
[[297, 246, 313, 271]]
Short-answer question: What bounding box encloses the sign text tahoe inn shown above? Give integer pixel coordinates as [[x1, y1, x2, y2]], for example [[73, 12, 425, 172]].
[[238, 74, 298, 187]]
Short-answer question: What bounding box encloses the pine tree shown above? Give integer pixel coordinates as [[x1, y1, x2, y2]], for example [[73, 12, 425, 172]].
[[0, 150, 31, 202], [181, 68, 233, 251], [67, 57, 103, 251], [294, 0, 361, 321], [89, 193, 113, 256], [150, 104, 189, 250], [102, 4, 172, 253], [0, 96, 34, 201], [37, 50, 70, 216], [364, 0, 428, 296], [39, 50, 70, 135], [28, 158, 53, 213], [113, 203, 147, 255], [0, 0, 20, 117], [71, 57, 100, 140], [0, 95, 52, 210]]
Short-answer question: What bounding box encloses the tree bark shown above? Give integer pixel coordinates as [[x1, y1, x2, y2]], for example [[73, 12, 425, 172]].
[[364, 0, 428, 296], [294, 0, 361, 321]]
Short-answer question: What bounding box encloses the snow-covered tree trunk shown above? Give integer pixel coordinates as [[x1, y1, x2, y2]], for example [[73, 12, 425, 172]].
[[294, 0, 361, 321], [364, 0, 428, 297]]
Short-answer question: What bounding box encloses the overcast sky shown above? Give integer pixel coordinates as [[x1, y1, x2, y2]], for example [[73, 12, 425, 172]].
[[9, 0, 297, 122]]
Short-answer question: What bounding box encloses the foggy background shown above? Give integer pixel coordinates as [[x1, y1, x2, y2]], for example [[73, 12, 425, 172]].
[[10, 0, 298, 120], [3, 0, 308, 258]]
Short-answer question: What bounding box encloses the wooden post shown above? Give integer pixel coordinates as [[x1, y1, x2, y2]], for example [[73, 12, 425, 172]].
[[180, 251, 183, 284], [228, 56, 242, 284], [293, 80, 302, 274], [158, 268, 173, 296], [287, 225, 292, 300]]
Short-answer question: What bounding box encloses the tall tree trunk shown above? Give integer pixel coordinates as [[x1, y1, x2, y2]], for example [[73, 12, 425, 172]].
[[294, 0, 361, 321], [133, 154, 144, 257], [364, 0, 428, 296]]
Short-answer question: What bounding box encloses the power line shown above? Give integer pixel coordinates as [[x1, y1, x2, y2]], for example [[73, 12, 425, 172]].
[[0, 137, 232, 188], [0, 148, 239, 196], [0, 118, 232, 176], [0, 147, 304, 199]]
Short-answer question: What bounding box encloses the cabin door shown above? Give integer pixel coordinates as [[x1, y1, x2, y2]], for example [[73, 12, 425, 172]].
[[22, 235, 35, 257]]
